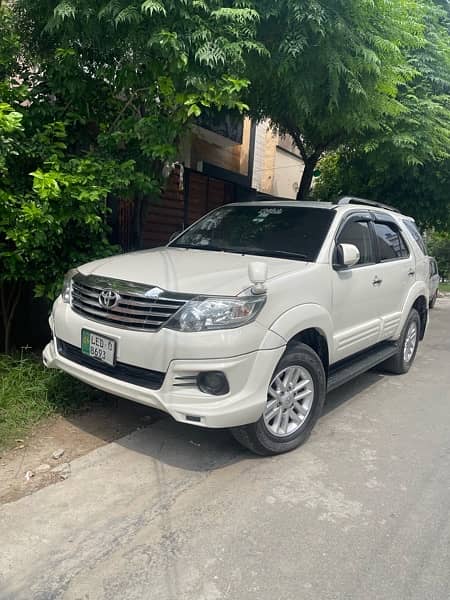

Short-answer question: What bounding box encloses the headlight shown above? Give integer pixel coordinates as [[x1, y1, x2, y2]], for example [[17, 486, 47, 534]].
[[166, 296, 266, 332], [61, 268, 78, 304]]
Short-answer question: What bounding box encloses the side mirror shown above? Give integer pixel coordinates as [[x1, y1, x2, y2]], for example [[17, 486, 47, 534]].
[[334, 243, 360, 269], [248, 261, 268, 295]]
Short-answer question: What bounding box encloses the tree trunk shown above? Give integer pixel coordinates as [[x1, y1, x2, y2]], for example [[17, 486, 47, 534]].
[[0, 281, 22, 354], [130, 193, 143, 250], [296, 156, 319, 201]]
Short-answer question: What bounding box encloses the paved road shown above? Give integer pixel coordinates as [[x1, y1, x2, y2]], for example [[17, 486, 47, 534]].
[[1, 300, 450, 600]]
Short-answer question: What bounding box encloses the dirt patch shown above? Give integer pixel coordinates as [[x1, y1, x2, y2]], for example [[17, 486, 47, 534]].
[[0, 396, 163, 505]]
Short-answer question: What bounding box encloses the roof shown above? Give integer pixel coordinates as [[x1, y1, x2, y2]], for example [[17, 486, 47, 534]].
[[229, 197, 408, 217], [230, 201, 334, 210]]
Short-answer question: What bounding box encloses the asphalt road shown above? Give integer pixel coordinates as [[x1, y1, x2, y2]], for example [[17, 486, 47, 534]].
[[1, 300, 450, 600]]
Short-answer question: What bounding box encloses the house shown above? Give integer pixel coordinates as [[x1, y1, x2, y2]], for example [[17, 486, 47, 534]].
[[114, 115, 305, 250], [252, 121, 305, 199]]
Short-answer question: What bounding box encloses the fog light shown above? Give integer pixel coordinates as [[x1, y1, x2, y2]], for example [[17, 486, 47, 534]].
[[197, 371, 229, 396]]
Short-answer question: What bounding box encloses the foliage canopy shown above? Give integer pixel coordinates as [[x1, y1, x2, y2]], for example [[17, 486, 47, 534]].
[[246, 0, 425, 199], [0, 0, 260, 351]]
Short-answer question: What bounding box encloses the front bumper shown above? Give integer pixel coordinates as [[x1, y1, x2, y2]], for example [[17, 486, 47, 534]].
[[43, 338, 284, 428], [44, 298, 286, 428]]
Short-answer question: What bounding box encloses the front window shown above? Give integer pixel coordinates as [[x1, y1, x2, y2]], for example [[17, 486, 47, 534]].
[[170, 205, 335, 262], [336, 220, 374, 265]]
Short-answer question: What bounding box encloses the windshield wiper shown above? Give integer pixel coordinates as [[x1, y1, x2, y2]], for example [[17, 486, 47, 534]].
[[171, 243, 227, 252], [172, 244, 310, 261], [259, 250, 310, 261], [229, 247, 310, 261]]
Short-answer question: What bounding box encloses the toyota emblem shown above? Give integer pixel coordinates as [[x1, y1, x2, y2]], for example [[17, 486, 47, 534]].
[[98, 289, 120, 309]]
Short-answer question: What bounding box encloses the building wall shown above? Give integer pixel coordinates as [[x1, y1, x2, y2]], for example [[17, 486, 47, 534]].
[[252, 121, 267, 191], [272, 147, 304, 199], [251, 120, 304, 199], [189, 118, 252, 176]]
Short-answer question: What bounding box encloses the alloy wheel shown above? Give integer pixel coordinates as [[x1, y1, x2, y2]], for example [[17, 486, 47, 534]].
[[403, 321, 418, 363], [263, 365, 314, 438]]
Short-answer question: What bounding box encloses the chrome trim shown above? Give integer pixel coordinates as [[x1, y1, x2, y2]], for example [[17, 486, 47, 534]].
[[71, 273, 194, 332], [173, 375, 198, 388], [72, 304, 165, 326], [72, 292, 174, 317], [73, 274, 194, 302]]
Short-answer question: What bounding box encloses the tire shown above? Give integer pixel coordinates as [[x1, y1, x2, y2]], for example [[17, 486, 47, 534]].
[[231, 343, 326, 456], [381, 308, 420, 375], [429, 291, 437, 309]]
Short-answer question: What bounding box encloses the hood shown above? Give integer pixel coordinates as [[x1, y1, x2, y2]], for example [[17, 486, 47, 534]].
[[78, 247, 307, 296]]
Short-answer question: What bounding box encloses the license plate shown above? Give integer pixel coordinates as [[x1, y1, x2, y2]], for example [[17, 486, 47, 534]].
[[81, 329, 116, 366]]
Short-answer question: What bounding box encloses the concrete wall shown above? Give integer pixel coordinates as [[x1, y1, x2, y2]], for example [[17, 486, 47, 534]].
[[272, 147, 304, 199], [251, 121, 304, 198]]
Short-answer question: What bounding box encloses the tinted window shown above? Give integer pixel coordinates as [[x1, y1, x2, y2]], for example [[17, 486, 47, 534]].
[[430, 258, 438, 276], [171, 205, 335, 262], [374, 223, 409, 261], [336, 220, 374, 265], [403, 219, 427, 254]]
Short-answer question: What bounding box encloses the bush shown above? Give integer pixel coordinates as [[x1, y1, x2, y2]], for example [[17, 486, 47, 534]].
[[427, 231, 450, 279]]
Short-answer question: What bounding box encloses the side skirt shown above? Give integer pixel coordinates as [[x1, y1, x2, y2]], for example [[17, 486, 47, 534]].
[[327, 341, 397, 393]]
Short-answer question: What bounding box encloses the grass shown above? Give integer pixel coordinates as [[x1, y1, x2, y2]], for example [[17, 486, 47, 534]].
[[440, 282, 450, 293], [0, 352, 103, 450]]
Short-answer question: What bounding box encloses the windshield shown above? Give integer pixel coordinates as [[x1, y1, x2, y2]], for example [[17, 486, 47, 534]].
[[170, 205, 335, 261]]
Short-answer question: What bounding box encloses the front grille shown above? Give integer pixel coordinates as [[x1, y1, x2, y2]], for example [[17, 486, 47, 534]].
[[71, 274, 191, 332], [56, 339, 165, 389]]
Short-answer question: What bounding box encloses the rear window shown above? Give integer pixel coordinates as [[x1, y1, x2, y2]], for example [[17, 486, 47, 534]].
[[430, 258, 438, 276], [403, 219, 427, 254]]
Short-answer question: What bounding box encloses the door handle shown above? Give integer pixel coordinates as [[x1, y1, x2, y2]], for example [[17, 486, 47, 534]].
[[372, 276, 383, 286], [408, 269, 415, 277]]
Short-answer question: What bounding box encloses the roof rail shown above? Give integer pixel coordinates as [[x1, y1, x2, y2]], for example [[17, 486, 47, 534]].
[[337, 196, 401, 214]]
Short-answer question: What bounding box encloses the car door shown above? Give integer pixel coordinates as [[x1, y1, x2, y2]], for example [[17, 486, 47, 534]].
[[331, 213, 382, 362], [370, 218, 416, 341]]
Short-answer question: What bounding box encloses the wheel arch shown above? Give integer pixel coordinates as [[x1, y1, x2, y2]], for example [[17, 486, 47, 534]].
[[411, 295, 428, 339], [269, 303, 334, 366], [287, 328, 330, 373], [396, 283, 429, 341]]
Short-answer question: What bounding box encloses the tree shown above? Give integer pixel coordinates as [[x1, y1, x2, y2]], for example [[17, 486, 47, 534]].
[[312, 151, 450, 230], [312, 1, 450, 229], [14, 0, 261, 245], [247, 0, 424, 199], [0, 1, 261, 352], [357, 0, 450, 167], [427, 231, 450, 279]]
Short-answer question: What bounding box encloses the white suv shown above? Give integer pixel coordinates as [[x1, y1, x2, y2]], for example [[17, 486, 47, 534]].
[[43, 197, 429, 455]]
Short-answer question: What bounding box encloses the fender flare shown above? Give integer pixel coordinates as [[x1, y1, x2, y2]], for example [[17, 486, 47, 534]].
[[268, 303, 335, 361], [395, 282, 429, 339]]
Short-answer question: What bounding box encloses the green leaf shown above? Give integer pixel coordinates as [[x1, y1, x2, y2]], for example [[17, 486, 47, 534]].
[[141, 1, 167, 17]]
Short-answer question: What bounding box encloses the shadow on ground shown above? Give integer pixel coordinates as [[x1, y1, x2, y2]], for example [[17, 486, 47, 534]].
[[62, 367, 387, 474]]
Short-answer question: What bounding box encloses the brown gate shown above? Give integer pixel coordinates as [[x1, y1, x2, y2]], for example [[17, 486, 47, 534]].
[[141, 169, 235, 249]]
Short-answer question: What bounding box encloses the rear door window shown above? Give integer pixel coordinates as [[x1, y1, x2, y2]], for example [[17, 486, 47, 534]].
[[373, 223, 409, 261]]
